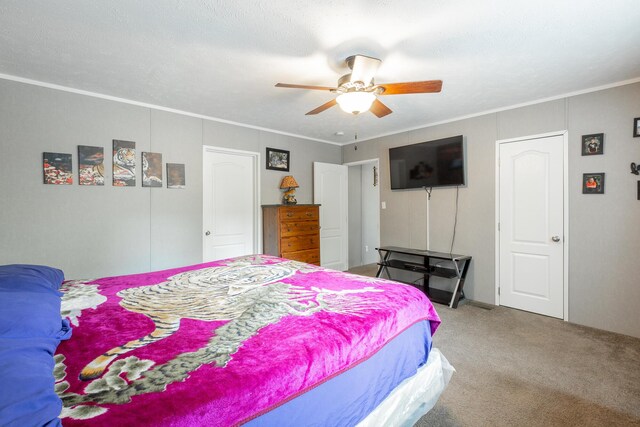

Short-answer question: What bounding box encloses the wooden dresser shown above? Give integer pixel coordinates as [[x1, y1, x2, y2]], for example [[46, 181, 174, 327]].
[[262, 204, 320, 265]]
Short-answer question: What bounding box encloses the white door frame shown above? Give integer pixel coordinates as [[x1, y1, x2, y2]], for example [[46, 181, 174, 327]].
[[202, 145, 261, 259], [344, 158, 381, 267], [494, 131, 569, 321], [344, 158, 380, 168]]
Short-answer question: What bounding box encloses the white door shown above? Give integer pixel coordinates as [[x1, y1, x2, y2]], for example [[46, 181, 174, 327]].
[[498, 135, 564, 318], [203, 147, 259, 262], [314, 162, 348, 271]]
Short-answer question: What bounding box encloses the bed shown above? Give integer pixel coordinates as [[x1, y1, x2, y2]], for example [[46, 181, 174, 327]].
[[0, 255, 453, 426]]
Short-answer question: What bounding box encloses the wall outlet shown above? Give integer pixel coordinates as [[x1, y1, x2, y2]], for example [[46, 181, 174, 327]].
[[365, 245, 369, 252], [381, 201, 386, 209]]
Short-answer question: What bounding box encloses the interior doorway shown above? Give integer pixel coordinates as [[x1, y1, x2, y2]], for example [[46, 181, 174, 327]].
[[495, 132, 568, 319], [346, 159, 380, 269], [202, 146, 260, 262]]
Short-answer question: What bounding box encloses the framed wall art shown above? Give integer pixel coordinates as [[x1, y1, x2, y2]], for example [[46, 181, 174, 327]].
[[142, 152, 163, 187], [112, 139, 136, 187], [581, 133, 604, 156], [582, 172, 605, 194], [43, 152, 73, 185], [266, 147, 290, 171], [167, 163, 186, 189], [78, 145, 105, 186], [634, 118, 639, 138]]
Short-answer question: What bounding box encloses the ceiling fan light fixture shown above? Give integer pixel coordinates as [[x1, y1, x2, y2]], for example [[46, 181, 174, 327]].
[[276, 54, 440, 118], [336, 91, 376, 115]]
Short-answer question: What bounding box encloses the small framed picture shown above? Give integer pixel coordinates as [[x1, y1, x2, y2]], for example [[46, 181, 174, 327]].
[[142, 152, 163, 187], [167, 163, 185, 189], [634, 118, 639, 138], [112, 139, 136, 187], [78, 145, 104, 186], [581, 133, 604, 156], [43, 152, 73, 185], [266, 147, 290, 171], [583, 173, 605, 194]]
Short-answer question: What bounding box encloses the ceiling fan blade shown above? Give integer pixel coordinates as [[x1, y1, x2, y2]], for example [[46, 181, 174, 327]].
[[305, 99, 337, 115], [370, 99, 393, 118], [348, 55, 381, 86], [275, 83, 335, 91], [378, 80, 443, 95]]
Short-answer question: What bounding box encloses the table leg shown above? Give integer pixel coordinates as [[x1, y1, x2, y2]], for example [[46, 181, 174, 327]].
[[376, 249, 391, 278]]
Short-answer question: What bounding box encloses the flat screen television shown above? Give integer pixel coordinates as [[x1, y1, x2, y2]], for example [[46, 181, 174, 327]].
[[389, 135, 465, 190]]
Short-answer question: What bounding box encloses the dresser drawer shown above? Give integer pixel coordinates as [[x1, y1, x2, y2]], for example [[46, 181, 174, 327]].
[[282, 249, 320, 265], [280, 221, 319, 237], [280, 206, 319, 222], [262, 204, 321, 264], [281, 235, 319, 252]]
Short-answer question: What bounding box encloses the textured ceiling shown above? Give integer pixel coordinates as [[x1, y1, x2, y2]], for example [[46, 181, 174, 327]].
[[1, 1, 639, 144]]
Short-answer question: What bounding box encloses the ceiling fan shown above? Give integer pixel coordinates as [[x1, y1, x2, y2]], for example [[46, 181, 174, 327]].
[[275, 54, 442, 118]]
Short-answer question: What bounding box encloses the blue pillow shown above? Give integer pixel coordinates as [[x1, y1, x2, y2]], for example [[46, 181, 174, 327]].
[[0, 265, 72, 427]]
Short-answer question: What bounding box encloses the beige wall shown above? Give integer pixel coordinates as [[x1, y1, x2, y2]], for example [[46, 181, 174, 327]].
[[344, 82, 640, 338], [0, 79, 341, 278]]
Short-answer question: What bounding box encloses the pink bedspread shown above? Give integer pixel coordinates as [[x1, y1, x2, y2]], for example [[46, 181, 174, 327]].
[[54, 255, 440, 426]]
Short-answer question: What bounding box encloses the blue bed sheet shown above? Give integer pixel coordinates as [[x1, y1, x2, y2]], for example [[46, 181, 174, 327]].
[[246, 320, 433, 427]]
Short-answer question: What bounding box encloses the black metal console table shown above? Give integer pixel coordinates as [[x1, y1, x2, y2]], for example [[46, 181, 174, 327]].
[[376, 246, 472, 308]]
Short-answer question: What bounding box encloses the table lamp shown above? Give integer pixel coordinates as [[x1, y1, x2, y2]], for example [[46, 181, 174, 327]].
[[280, 175, 299, 205]]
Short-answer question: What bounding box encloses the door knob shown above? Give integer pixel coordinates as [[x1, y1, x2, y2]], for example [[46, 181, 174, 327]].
[[551, 236, 560, 242], [205, 231, 211, 236]]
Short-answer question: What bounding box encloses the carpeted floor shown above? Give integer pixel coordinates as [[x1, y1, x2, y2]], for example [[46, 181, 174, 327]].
[[347, 264, 640, 426]]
